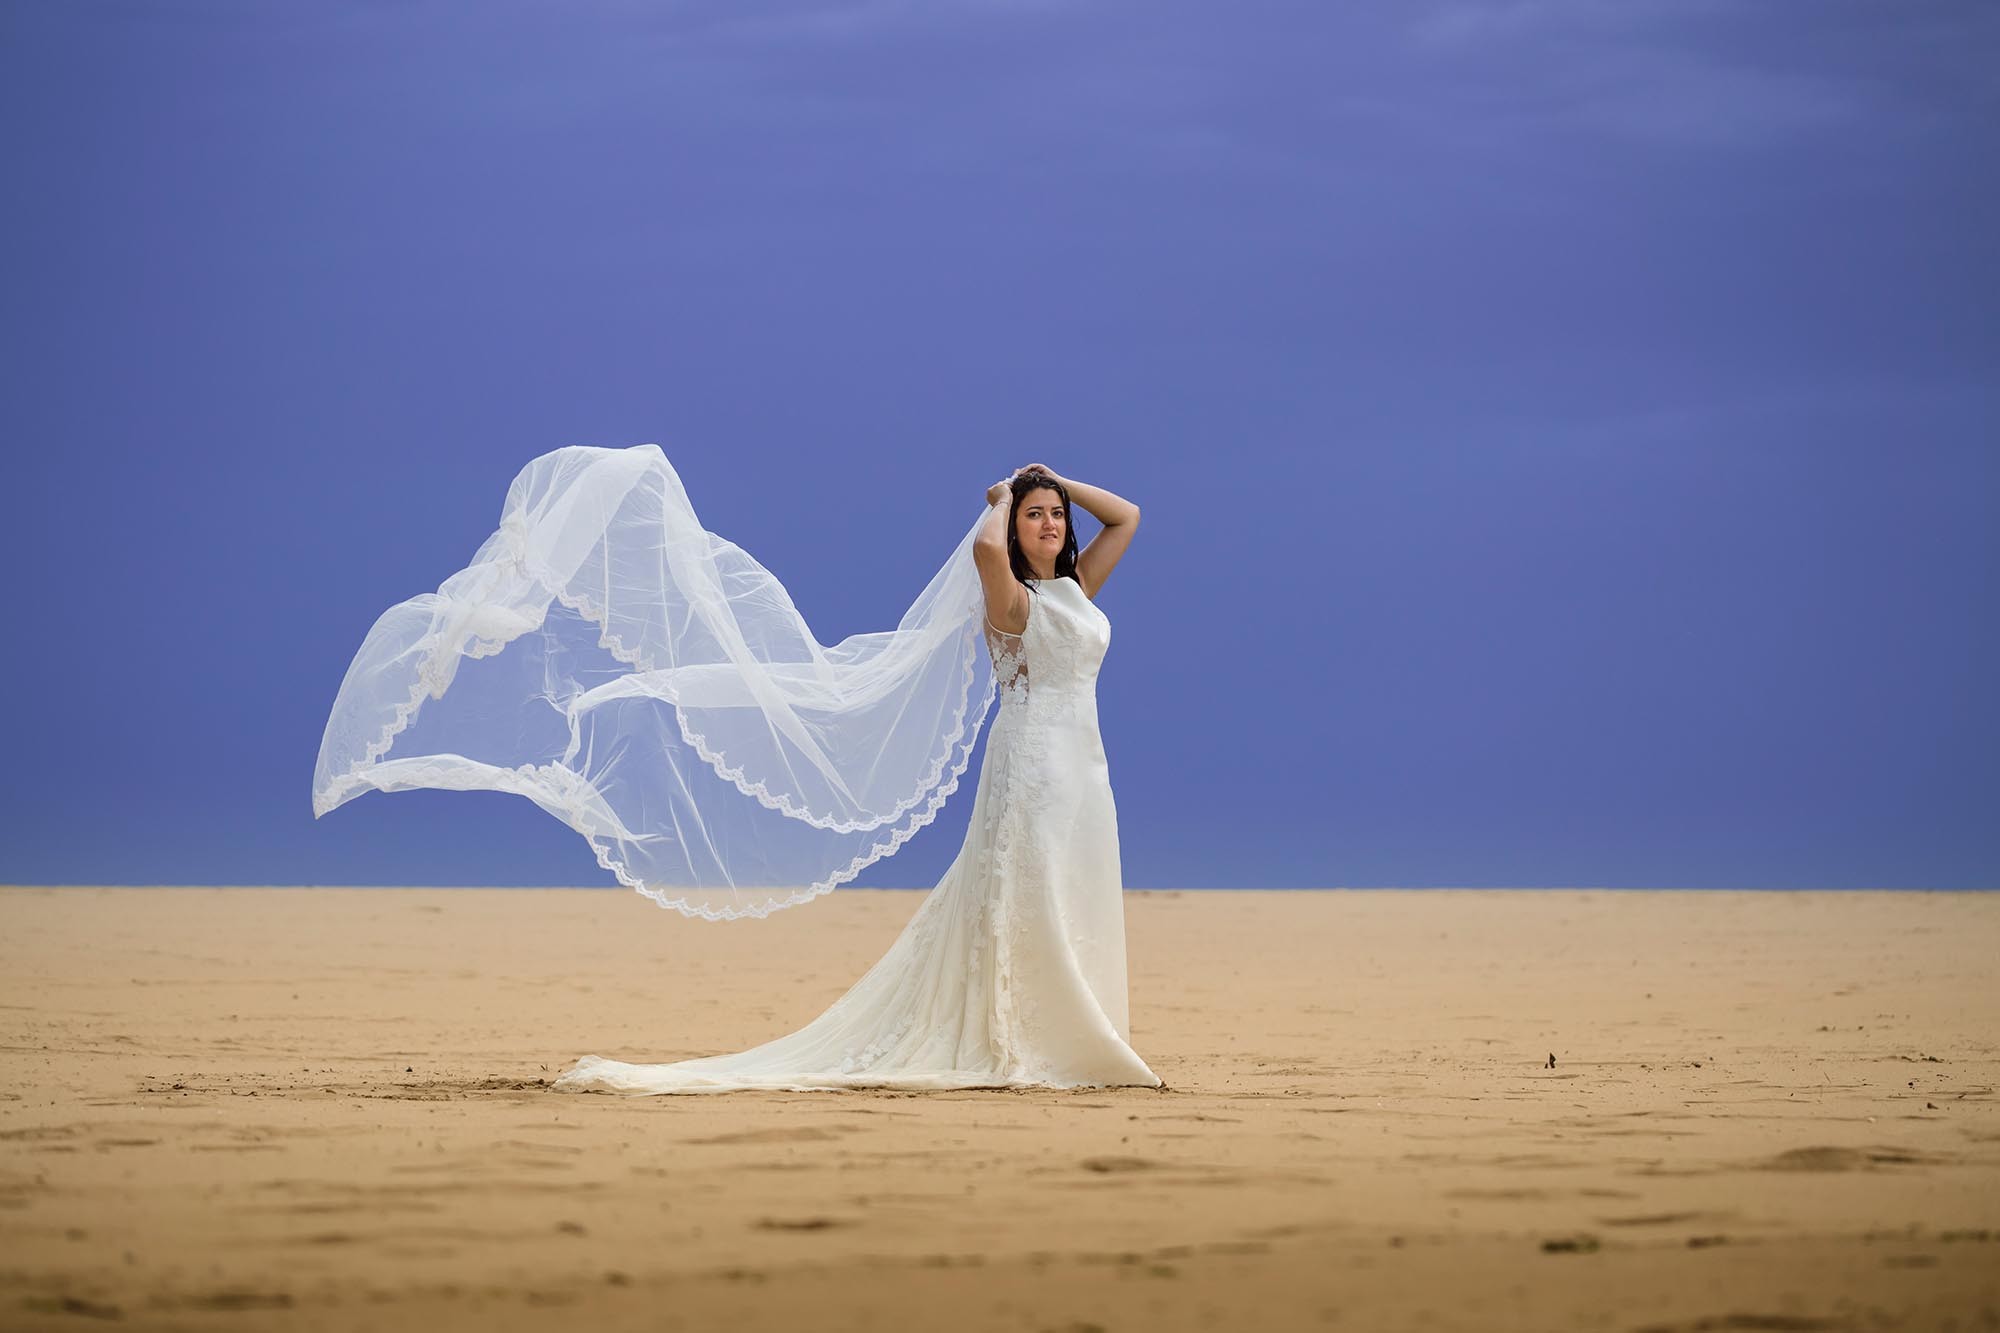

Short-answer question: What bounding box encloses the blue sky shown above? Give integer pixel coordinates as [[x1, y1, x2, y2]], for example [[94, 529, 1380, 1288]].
[[3, 1, 1994, 891]]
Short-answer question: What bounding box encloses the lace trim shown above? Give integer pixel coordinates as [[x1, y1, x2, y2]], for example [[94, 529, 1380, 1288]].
[[311, 602, 545, 819], [544, 572, 983, 836], [583, 686, 991, 920], [838, 1007, 918, 1076], [312, 544, 996, 920], [984, 726, 1024, 1076]]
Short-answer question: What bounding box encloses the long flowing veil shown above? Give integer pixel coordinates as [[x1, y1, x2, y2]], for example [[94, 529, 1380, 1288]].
[[311, 445, 996, 920]]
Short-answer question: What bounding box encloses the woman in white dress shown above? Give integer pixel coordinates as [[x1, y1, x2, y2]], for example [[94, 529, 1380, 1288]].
[[551, 464, 1164, 1094], [311, 447, 1160, 1095]]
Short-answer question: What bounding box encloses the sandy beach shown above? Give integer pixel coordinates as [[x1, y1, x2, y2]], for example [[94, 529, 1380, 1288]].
[[1, 886, 1994, 1330]]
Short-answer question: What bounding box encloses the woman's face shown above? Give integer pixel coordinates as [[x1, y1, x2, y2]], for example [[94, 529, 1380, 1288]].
[[1015, 486, 1067, 569]]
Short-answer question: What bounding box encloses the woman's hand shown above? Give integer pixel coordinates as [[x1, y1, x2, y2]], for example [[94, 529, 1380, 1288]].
[[988, 464, 1062, 507]]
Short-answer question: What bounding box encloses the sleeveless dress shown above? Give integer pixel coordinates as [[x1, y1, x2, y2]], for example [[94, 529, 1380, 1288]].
[[550, 574, 1164, 1094]]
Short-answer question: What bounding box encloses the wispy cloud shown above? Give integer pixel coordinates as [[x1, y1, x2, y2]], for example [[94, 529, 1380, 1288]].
[[1412, 0, 1734, 47], [1405, 0, 1970, 150], [1549, 51, 1862, 149]]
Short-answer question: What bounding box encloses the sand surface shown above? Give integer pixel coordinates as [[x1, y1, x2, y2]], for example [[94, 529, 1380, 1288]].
[[1, 886, 1995, 1331]]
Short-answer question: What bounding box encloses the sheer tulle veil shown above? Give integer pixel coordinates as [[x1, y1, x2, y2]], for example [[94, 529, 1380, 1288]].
[[312, 444, 997, 920]]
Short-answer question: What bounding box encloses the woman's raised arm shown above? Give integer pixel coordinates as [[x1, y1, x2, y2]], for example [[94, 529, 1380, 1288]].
[[975, 479, 1029, 634], [1020, 464, 1139, 599]]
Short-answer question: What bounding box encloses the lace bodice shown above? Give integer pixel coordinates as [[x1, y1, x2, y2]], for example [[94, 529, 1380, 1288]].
[[983, 576, 1110, 711]]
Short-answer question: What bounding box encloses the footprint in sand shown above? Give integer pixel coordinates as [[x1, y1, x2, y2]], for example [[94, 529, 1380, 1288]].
[[183, 1290, 295, 1312], [685, 1125, 856, 1145], [752, 1216, 849, 1231], [1756, 1145, 1947, 1172], [1594, 1210, 1732, 1227], [1079, 1156, 1157, 1173]]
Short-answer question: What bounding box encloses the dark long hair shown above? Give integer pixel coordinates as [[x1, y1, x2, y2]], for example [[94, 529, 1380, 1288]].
[[1005, 474, 1080, 593]]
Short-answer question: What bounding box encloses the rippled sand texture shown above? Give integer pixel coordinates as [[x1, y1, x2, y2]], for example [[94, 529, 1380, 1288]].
[[1, 886, 1995, 1331]]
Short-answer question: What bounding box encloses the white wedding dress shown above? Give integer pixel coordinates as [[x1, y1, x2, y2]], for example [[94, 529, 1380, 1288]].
[[550, 574, 1164, 1095]]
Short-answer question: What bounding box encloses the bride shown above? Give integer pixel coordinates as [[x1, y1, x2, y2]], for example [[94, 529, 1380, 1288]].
[[311, 449, 1162, 1094]]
